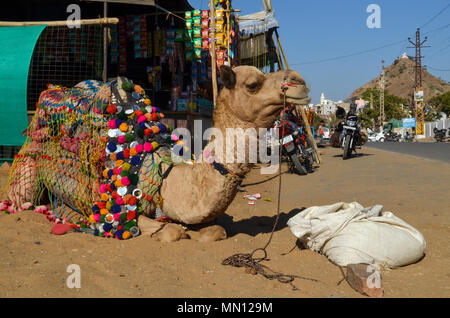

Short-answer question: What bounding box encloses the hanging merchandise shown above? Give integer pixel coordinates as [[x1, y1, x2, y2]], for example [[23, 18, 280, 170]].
[[192, 9, 201, 17], [193, 17, 201, 28], [193, 27, 202, 38], [201, 10, 209, 19], [202, 39, 209, 50], [175, 29, 184, 42], [193, 38, 202, 49], [118, 18, 127, 73], [185, 11, 192, 19], [201, 28, 209, 39], [166, 28, 175, 57], [133, 15, 148, 59], [185, 19, 192, 30]]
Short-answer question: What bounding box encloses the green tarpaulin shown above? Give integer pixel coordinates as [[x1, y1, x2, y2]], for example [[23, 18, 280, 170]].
[[0, 25, 46, 146]]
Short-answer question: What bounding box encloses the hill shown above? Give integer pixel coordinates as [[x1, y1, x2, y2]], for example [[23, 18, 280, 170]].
[[348, 56, 450, 102]]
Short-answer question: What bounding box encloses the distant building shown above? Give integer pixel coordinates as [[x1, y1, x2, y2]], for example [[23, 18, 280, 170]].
[[314, 92, 337, 116]]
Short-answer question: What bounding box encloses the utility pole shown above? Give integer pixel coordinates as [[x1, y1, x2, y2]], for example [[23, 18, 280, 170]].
[[408, 28, 430, 139], [378, 60, 385, 130]]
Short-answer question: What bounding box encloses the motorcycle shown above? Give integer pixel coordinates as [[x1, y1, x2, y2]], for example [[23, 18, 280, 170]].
[[385, 131, 401, 142], [269, 106, 316, 175], [340, 104, 362, 160], [433, 127, 447, 142]]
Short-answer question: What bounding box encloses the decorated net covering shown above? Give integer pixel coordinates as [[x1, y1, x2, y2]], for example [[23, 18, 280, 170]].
[[1, 78, 185, 240]]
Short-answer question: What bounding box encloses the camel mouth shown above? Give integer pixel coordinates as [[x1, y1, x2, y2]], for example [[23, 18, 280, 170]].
[[286, 96, 311, 105]]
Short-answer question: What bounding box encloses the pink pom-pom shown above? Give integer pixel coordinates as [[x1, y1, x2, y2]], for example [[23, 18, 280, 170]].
[[99, 184, 107, 193], [170, 134, 179, 142], [115, 197, 124, 205], [21, 202, 33, 210], [0, 203, 7, 211], [134, 144, 143, 153], [93, 214, 100, 222], [108, 119, 117, 129], [7, 205, 16, 214], [137, 115, 147, 124], [114, 213, 121, 222], [118, 135, 125, 144], [144, 142, 153, 152], [121, 177, 130, 186]]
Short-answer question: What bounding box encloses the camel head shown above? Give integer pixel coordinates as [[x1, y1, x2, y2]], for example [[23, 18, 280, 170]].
[[215, 65, 310, 129]]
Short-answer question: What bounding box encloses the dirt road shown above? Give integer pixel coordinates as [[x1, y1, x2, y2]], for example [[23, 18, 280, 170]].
[[0, 146, 449, 298]]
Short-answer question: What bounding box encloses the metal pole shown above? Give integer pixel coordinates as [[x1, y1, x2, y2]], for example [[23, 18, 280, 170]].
[[102, 1, 108, 83]]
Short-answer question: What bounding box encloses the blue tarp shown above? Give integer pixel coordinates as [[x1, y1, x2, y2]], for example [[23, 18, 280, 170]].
[[0, 25, 46, 146]]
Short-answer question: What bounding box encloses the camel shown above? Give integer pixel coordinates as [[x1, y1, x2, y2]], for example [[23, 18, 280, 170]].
[[2, 66, 310, 241]]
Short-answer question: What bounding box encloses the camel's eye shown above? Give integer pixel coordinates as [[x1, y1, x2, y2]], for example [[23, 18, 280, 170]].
[[246, 82, 259, 93]]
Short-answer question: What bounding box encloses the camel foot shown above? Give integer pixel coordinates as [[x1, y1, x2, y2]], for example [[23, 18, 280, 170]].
[[187, 225, 227, 242], [138, 215, 165, 236], [153, 223, 188, 242]]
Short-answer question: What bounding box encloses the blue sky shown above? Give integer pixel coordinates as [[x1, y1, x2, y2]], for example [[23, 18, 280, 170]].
[[188, 0, 450, 103]]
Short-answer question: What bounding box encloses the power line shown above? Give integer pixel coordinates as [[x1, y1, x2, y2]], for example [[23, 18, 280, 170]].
[[420, 3, 450, 29], [290, 40, 406, 66], [425, 65, 450, 72]]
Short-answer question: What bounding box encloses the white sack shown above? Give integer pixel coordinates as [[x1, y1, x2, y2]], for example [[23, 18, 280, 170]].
[[287, 202, 426, 268]]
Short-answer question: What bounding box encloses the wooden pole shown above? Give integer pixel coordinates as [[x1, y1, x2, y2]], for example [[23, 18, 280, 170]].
[[102, 1, 108, 83], [226, 0, 231, 66], [274, 29, 289, 69], [295, 104, 322, 164], [0, 18, 119, 27], [210, 0, 218, 105]]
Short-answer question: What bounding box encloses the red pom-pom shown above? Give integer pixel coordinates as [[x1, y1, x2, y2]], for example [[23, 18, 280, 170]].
[[152, 113, 158, 121], [123, 148, 130, 159], [144, 128, 152, 136], [128, 196, 138, 206], [107, 104, 117, 114], [127, 211, 136, 221], [135, 110, 144, 117]]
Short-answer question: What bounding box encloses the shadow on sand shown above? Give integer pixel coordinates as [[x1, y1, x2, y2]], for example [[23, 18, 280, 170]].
[[215, 207, 306, 237]]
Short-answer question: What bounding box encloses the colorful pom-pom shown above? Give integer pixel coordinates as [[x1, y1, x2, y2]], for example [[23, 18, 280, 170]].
[[144, 142, 153, 152], [131, 156, 141, 166], [107, 104, 117, 114], [107, 142, 117, 153]]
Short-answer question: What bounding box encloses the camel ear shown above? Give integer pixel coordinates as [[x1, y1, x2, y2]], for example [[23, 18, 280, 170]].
[[220, 65, 236, 89]]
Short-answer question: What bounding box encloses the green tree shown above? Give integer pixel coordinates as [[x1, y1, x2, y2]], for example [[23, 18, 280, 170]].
[[428, 91, 450, 117], [359, 88, 410, 123]]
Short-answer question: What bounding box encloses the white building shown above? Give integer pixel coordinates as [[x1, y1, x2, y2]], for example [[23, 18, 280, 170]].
[[316, 92, 337, 116]]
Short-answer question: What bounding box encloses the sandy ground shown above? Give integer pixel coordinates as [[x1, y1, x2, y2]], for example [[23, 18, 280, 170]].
[[0, 146, 449, 298]]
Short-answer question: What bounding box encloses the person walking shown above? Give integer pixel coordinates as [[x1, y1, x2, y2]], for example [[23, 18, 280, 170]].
[[318, 121, 325, 144]]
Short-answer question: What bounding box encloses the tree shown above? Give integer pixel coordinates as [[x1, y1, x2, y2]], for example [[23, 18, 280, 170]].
[[359, 88, 410, 124], [428, 91, 450, 117]]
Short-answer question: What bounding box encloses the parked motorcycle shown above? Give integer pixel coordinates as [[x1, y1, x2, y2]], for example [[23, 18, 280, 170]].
[[433, 127, 447, 142], [385, 131, 401, 142], [269, 106, 316, 175], [340, 104, 362, 160]]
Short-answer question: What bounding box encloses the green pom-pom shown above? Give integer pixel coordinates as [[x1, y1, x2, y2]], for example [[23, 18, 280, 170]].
[[117, 109, 127, 121], [125, 134, 134, 143], [124, 220, 137, 231], [136, 128, 144, 138], [128, 174, 139, 185], [122, 82, 133, 92], [140, 108, 148, 114], [120, 170, 129, 177]]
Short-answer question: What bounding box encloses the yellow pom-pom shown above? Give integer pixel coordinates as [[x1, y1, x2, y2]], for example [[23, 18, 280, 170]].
[[122, 163, 131, 171], [122, 231, 132, 239], [100, 208, 109, 215], [119, 122, 129, 133], [144, 98, 151, 106], [115, 179, 124, 188], [115, 160, 124, 167], [101, 193, 109, 202], [103, 169, 109, 178], [88, 214, 96, 224], [106, 201, 113, 210]]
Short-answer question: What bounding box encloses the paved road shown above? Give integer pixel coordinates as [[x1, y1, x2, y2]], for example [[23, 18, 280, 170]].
[[365, 141, 450, 163]]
